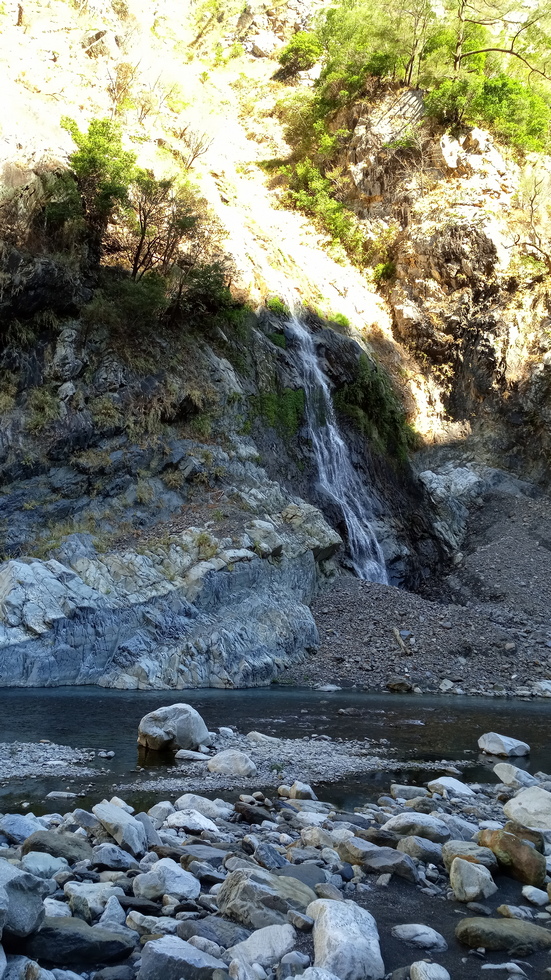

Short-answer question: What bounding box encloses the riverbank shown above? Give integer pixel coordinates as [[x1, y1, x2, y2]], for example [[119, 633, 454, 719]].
[[1, 727, 551, 980]]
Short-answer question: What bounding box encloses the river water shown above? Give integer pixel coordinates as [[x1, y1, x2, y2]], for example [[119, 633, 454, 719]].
[[1, 687, 550, 811]]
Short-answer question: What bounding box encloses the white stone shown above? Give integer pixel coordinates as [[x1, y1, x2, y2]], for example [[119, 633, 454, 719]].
[[207, 750, 257, 777], [64, 881, 124, 919], [410, 964, 451, 980], [227, 924, 296, 968], [165, 809, 218, 834], [391, 924, 447, 951], [503, 786, 551, 830], [307, 898, 384, 980], [92, 802, 148, 857], [173, 794, 232, 821], [0, 863, 45, 937], [21, 852, 68, 878], [133, 858, 200, 902], [494, 763, 538, 789], [138, 704, 212, 752], [427, 776, 475, 797], [138, 935, 227, 980], [299, 971, 341, 980], [478, 732, 530, 757], [381, 812, 450, 843], [522, 885, 549, 906], [246, 732, 280, 744], [43, 898, 72, 918], [449, 857, 498, 902], [290, 781, 317, 801]]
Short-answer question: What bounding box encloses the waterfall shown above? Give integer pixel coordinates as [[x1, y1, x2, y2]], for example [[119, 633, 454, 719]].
[[286, 311, 388, 584]]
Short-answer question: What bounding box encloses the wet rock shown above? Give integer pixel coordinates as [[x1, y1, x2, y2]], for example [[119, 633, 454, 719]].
[[503, 786, 551, 830], [386, 676, 413, 693], [455, 916, 551, 953], [381, 813, 450, 843], [478, 733, 530, 757], [207, 751, 257, 777], [442, 841, 497, 872], [138, 705, 212, 752], [217, 869, 316, 929], [24, 917, 135, 964], [21, 831, 93, 865], [227, 923, 296, 967], [92, 803, 148, 858], [449, 858, 498, 902], [478, 829, 547, 886], [137, 935, 226, 980], [391, 925, 447, 951], [0, 862, 45, 938], [307, 898, 384, 980]]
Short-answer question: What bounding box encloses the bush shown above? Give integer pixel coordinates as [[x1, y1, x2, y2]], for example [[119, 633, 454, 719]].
[[277, 31, 323, 76], [282, 158, 366, 263], [334, 354, 413, 462], [82, 273, 168, 335]]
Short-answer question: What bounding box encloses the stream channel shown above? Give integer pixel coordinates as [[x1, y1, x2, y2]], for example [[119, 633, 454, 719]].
[[0, 687, 550, 813]]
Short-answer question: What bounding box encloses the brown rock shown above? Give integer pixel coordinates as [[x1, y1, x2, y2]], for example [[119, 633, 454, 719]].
[[478, 829, 546, 886], [456, 916, 551, 954], [503, 821, 545, 853]]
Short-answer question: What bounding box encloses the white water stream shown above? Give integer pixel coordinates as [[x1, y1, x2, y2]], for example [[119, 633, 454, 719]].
[[286, 312, 388, 583]]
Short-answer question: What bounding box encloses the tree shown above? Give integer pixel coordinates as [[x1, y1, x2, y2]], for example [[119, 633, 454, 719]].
[[276, 31, 323, 78], [61, 117, 137, 262]]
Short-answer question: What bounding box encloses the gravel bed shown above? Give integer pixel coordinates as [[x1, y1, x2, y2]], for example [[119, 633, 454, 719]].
[[0, 741, 99, 784]]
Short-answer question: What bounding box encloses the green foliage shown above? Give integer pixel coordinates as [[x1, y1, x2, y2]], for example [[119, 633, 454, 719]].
[[277, 31, 323, 76], [25, 388, 61, 434], [250, 388, 305, 438], [282, 159, 366, 263], [334, 353, 414, 462], [373, 261, 396, 283], [119, 173, 199, 280], [266, 297, 289, 315], [331, 313, 350, 328], [268, 331, 287, 348], [82, 273, 168, 335]]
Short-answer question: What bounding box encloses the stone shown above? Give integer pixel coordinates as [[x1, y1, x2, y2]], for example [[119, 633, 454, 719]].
[[64, 881, 124, 922], [410, 965, 451, 980], [503, 787, 551, 830], [522, 885, 549, 905], [207, 751, 257, 777], [176, 916, 251, 948], [227, 924, 296, 968], [386, 676, 413, 693], [292, 971, 339, 980], [178, 844, 230, 870], [493, 763, 538, 789], [0, 862, 45, 938], [138, 704, 212, 752], [449, 858, 498, 902], [217, 868, 316, 929], [442, 841, 497, 872], [455, 916, 551, 953], [381, 813, 450, 843], [137, 935, 226, 980], [307, 898, 384, 980], [3, 955, 56, 980], [21, 831, 92, 864], [174, 795, 232, 821], [503, 822, 544, 852], [289, 782, 317, 801], [435, 813, 478, 841], [24, 917, 135, 964], [391, 925, 447, 951], [92, 803, 148, 857], [497, 904, 533, 920], [390, 785, 429, 800], [427, 776, 474, 797], [254, 843, 288, 870], [396, 837, 443, 865], [21, 852, 68, 879], [478, 829, 547, 886], [92, 845, 139, 871], [165, 810, 218, 834], [44, 899, 72, 919], [275, 865, 326, 890], [478, 733, 530, 757], [133, 859, 200, 902], [0, 815, 43, 844]]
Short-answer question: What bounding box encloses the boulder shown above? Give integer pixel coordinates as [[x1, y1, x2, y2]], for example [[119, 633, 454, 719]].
[[449, 858, 498, 902], [391, 925, 447, 951], [493, 763, 538, 790], [137, 936, 226, 980], [217, 868, 316, 929], [64, 881, 125, 922], [165, 810, 218, 834], [21, 831, 92, 864], [227, 924, 296, 967], [477, 829, 547, 886], [390, 785, 429, 800], [426, 776, 474, 797], [92, 803, 148, 857], [396, 837, 443, 865], [289, 782, 317, 801], [478, 733, 530, 757], [442, 841, 497, 872], [207, 751, 257, 777], [521, 885, 548, 905], [410, 965, 450, 980], [307, 899, 385, 980], [92, 845, 139, 871], [20, 852, 68, 879], [133, 859, 200, 902], [503, 786, 551, 831], [381, 813, 450, 843], [173, 794, 233, 821], [0, 815, 43, 844], [24, 917, 135, 964], [176, 916, 251, 948], [137, 704, 212, 752], [455, 916, 551, 954], [0, 862, 45, 938]]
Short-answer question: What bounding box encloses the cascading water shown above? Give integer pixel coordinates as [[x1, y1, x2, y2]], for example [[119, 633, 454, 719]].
[[286, 310, 388, 584]]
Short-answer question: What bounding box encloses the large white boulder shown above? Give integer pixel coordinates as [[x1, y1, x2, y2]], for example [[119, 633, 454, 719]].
[[493, 763, 538, 789], [92, 802, 148, 857], [138, 704, 212, 752], [207, 750, 257, 777], [478, 732, 530, 757], [410, 964, 450, 980], [427, 776, 475, 798], [449, 858, 498, 902], [307, 898, 384, 980], [227, 923, 296, 968], [503, 786, 551, 830]]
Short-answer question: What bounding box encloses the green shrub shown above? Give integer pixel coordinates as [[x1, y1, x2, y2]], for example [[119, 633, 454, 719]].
[[268, 331, 287, 348], [277, 31, 323, 76], [250, 388, 305, 437], [331, 312, 350, 328], [282, 159, 366, 264], [373, 261, 396, 283], [82, 273, 168, 335], [266, 297, 289, 316], [334, 354, 414, 462]]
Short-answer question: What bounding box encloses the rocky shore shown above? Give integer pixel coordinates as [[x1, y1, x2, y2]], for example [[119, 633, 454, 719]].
[[1, 714, 551, 980]]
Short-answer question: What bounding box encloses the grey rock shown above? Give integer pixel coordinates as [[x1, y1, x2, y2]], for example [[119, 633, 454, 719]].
[[207, 751, 257, 777], [21, 831, 93, 864], [478, 733, 530, 757], [381, 813, 450, 843], [0, 862, 45, 938], [410, 965, 450, 980], [217, 869, 316, 929], [138, 705, 212, 752], [133, 858, 200, 901], [20, 852, 68, 879], [92, 804, 148, 857], [307, 899, 384, 980], [391, 924, 447, 951], [23, 917, 135, 964], [92, 845, 139, 871], [176, 916, 251, 948], [4, 955, 56, 980], [137, 936, 226, 980], [442, 840, 497, 872], [227, 924, 296, 967], [449, 858, 498, 902], [0, 815, 43, 844], [396, 837, 443, 865]]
